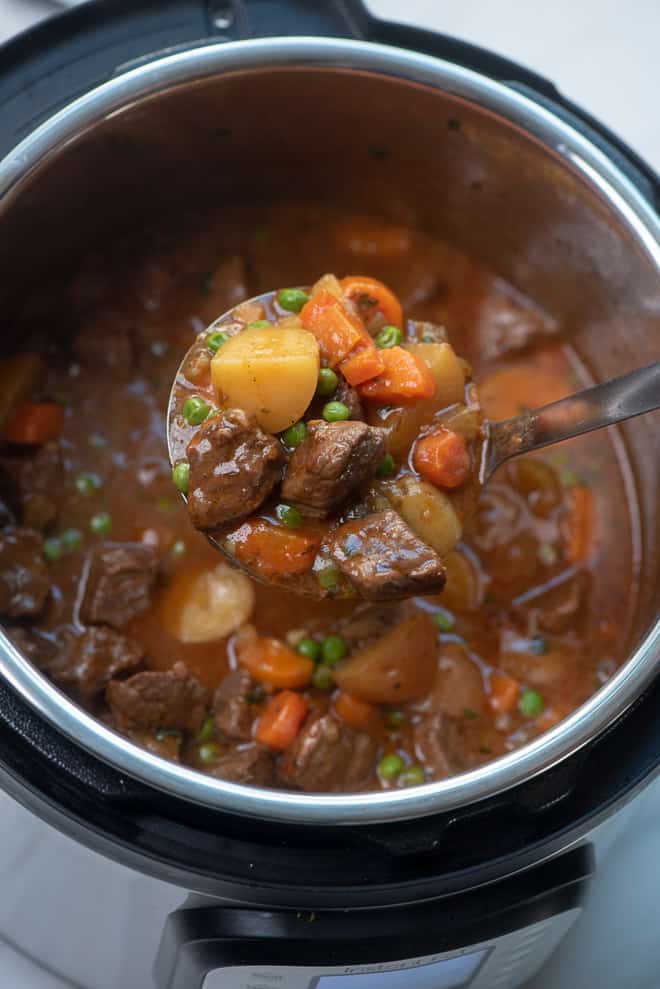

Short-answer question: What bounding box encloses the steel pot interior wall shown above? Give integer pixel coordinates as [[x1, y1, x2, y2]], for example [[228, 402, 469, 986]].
[[0, 63, 658, 821]]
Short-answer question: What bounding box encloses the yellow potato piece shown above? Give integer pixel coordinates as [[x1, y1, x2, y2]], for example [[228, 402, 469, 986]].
[[379, 475, 463, 557], [168, 563, 255, 644], [211, 325, 320, 433], [403, 342, 465, 407]]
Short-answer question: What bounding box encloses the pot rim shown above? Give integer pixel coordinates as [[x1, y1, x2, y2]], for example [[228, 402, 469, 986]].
[[0, 37, 658, 825]]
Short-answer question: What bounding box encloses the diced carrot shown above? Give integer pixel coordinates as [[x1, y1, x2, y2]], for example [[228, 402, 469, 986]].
[[413, 428, 471, 489], [232, 520, 320, 577], [4, 402, 64, 445], [301, 292, 370, 367], [334, 691, 378, 731], [256, 690, 309, 749], [488, 673, 520, 714], [359, 347, 435, 404], [566, 486, 594, 563], [237, 635, 314, 688], [0, 353, 44, 432], [340, 275, 404, 329], [340, 344, 385, 386], [334, 221, 412, 260]]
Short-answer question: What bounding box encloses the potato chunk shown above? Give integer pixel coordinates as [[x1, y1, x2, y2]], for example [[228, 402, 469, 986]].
[[379, 475, 462, 557], [403, 342, 465, 407], [333, 612, 437, 703], [211, 325, 320, 433], [165, 563, 255, 644]]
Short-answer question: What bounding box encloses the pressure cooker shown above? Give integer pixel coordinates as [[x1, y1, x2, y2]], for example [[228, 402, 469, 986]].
[[0, 2, 658, 987]]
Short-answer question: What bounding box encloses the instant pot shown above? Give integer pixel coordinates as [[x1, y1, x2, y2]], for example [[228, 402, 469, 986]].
[[0, 2, 658, 987]]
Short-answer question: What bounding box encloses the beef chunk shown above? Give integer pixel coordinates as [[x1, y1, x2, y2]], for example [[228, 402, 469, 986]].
[[278, 713, 376, 792], [476, 284, 558, 362], [413, 712, 466, 780], [80, 542, 158, 629], [186, 409, 284, 530], [515, 571, 588, 635], [213, 667, 255, 741], [327, 510, 446, 601], [106, 661, 206, 733], [335, 378, 365, 421], [0, 527, 50, 618], [281, 421, 385, 515], [1, 442, 63, 529], [5, 625, 57, 666], [210, 743, 274, 785], [335, 603, 401, 651], [44, 626, 144, 703]]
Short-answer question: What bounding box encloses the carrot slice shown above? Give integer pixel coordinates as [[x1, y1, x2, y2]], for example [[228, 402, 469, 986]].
[[334, 691, 378, 731], [340, 344, 385, 386], [359, 347, 435, 404], [301, 294, 370, 367], [237, 635, 314, 689], [488, 673, 521, 714], [413, 428, 471, 489], [232, 520, 320, 577], [256, 690, 309, 749], [340, 275, 403, 329], [4, 402, 64, 445], [566, 486, 594, 563]]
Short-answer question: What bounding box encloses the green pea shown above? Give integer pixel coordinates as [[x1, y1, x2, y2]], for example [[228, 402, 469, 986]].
[[537, 542, 557, 566], [322, 401, 350, 422], [281, 421, 307, 448], [378, 753, 404, 781], [75, 472, 102, 497], [61, 528, 83, 553], [172, 462, 190, 494], [43, 537, 63, 563], [183, 396, 211, 426], [89, 512, 112, 536], [317, 566, 340, 591], [529, 635, 549, 656], [433, 610, 455, 632], [170, 539, 187, 559], [207, 330, 228, 353], [519, 689, 545, 718], [247, 320, 272, 329], [276, 504, 302, 529], [312, 664, 335, 691], [197, 716, 215, 743], [88, 433, 108, 449], [386, 710, 404, 730], [321, 634, 347, 666], [198, 742, 220, 763], [399, 765, 426, 787], [278, 287, 310, 313], [377, 453, 395, 478], [297, 638, 321, 662], [316, 367, 339, 396], [375, 325, 403, 349]]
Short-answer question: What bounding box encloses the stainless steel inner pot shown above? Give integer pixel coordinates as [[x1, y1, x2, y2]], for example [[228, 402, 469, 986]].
[[0, 38, 658, 825]]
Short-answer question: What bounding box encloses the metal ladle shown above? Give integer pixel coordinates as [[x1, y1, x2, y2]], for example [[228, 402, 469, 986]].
[[168, 296, 660, 597]]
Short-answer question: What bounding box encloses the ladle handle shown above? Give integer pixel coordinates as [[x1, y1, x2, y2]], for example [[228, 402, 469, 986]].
[[484, 361, 660, 479]]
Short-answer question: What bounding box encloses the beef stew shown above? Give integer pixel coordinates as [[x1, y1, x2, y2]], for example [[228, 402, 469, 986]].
[[0, 205, 638, 792]]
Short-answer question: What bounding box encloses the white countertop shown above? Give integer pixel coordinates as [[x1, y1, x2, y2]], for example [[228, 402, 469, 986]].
[[0, 3, 658, 988]]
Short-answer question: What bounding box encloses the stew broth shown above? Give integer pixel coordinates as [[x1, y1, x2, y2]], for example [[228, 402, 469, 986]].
[[0, 204, 638, 791]]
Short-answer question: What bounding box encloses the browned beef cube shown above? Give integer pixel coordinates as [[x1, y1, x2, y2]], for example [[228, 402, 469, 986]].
[[186, 409, 284, 530], [5, 625, 57, 666], [213, 667, 255, 741], [106, 661, 206, 734], [0, 527, 50, 618], [80, 542, 158, 629], [335, 378, 364, 421], [210, 743, 274, 785], [277, 713, 376, 792], [45, 626, 144, 703], [327, 510, 446, 601], [281, 420, 385, 515], [413, 712, 467, 780]]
